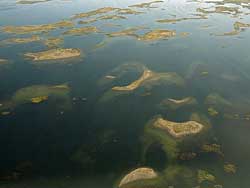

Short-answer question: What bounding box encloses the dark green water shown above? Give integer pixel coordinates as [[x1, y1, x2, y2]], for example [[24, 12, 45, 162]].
[[1, 0, 250, 187]]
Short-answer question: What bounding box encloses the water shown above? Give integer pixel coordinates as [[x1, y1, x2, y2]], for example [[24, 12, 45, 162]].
[[0, 0, 250, 187]]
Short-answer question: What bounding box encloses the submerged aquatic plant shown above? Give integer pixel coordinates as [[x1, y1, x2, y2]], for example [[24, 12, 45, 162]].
[[99, 63, 184, 102], [0, 84, 71, 112], [205, 93, 232, 111], [142, 112, 212, 165]]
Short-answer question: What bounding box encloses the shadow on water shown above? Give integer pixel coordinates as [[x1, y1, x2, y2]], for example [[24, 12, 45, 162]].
[[144, 143, 168, 171]]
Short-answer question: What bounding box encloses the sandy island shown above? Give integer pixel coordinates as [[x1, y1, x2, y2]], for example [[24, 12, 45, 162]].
[[112, 69, 153, 91], [24, 48, 81, 61], [153, 117, 204, 138], [119, 168, 157, 187]]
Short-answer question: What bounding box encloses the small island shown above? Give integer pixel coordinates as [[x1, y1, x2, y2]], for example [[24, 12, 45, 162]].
[[117, 8, 143, 15], [2, 21, 73, 34], [168, 97, 194, 104], [119, 168, 157, 187], [160, 97, 197, 110], [129, 0, 163, 8], [1, 35, 40, 44], [99, 63, 185, 102], [234, 21, 250, 30], [111, 67, 184, 93], [72, 7, 118, 19], [107, 27, 142, 38], [43, 37, 63, 48], [137, 29, 176, 41], [16, 0, 52, 4], [112, 69, 153, 91], [156, 15, 207, 24], [153, 117, 204, 138], [201, 143, 224, 156], [63, 26, 99, 35], [197, 169, 216, 184], [98, 15, 126, 20], [224, 163, 237, 174], [24, 48, 81, 61], [0, 84, 71, 113], [217, 21, 250, 36], [0, 59, 9, 65]]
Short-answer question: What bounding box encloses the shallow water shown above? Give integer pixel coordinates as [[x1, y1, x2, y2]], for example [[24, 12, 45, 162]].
[[1, 0, 250, 187]]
